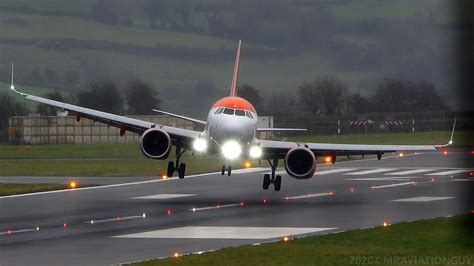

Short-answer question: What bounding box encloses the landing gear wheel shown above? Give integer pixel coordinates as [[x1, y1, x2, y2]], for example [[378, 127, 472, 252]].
[[227, 165, 232, 176], [274, 175, 282, 191], [167, 161, 175, 177], [263, 174, 270, 190], [221, 165, 226, 175], [178, 163, 186, 179]]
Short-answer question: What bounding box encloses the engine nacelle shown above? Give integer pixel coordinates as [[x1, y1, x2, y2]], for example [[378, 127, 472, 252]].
[[139, 128, 171, 160], [284, 147, 317, 179]]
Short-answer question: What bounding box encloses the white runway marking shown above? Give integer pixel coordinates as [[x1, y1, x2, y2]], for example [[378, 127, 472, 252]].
[[370, 182, 415, 189], [231, 168, 267, 174], [347, 177, 408, 181], [392, 196, 454, 202], [113, 226, 336, 239], [132, 194, 196, 200], [286, 193, 331, 200], [345, 168, 395, 175], [451, 179, 474, 182], [426, 169, 472, 176], [190, 204, 240, 212], [386, 169, 433, 175], [315, 168, 358, 175]]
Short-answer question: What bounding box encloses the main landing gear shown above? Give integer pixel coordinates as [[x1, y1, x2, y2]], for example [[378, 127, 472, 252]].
[[221, 164, 232, 176], [167, 146, 186, 179], [263, 158, 281, 191]]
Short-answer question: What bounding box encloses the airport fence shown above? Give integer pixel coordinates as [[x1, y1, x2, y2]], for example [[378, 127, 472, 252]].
[[272, 111, 471, 135]]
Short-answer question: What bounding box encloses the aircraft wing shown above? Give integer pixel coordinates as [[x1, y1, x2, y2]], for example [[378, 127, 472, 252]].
[[258, 119, 455, 159], [10, 84, 201, 147]]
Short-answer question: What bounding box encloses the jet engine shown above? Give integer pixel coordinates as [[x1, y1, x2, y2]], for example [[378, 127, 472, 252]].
[[284, 147, 317, 179], [139, 128, 172, 160]]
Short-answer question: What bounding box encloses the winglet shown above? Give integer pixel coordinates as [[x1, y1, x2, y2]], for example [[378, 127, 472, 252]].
[[9, 63, 27, 96], [436, 117, 456, 148], [229, 40, 242, 97]]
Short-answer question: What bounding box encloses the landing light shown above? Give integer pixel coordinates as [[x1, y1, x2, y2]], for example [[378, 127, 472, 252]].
[[249, 146, 262, 158], [245, 161, 251, 168], [221, 140, 242, 160], [325, 157, 332, 163], [193, 138, 207, 152], [399, 152, 404, 157]]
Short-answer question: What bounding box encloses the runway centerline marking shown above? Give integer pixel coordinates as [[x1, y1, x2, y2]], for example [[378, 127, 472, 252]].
[[286, 193, 331, 200], [392, 196, 454, 202], [190, 203, 240, 212], [426, 169, 472, 176], [314, 168, 358, 175], [112, 226, 337, 239], [370, 182, 414, 189], [132, 194, 197, 200], [345, 168, 396, 175], [386, 169, 434, 175]]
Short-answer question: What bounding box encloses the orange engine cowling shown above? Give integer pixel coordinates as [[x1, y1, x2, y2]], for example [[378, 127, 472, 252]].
[[284, 147, 317, 179], [139, 128, 172, 160]]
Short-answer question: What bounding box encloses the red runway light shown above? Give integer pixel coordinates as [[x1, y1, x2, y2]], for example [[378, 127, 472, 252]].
[[263, 199, 268, 204], [63, 223, 67, 229], [442, 150, 448, 156], [7, 229, 12, 235], [240, 201, 245, 207], [116, 217, 121, 221], [349, 187, 356, 193], [167, 209, 172, 215], [470, 150, 474, 155], [216, 204, 221, 208], [469, 172, 474, 177], [328, 191, 335, 196]]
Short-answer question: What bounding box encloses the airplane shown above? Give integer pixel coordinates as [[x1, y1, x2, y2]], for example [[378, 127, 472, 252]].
[[8, 40, 455, 191]]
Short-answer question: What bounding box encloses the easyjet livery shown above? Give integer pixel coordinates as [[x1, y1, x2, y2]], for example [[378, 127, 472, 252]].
[[8, 40, 454, 191]]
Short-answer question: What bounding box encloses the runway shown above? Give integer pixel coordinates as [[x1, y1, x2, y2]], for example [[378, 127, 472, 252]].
[[0, 150, 473, 265]]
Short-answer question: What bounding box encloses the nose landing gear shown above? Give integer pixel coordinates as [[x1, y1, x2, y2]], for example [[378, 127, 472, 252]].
[[221, 164, 232, 176], [167, 146, 187, 179], [263, 158, 281, 191]]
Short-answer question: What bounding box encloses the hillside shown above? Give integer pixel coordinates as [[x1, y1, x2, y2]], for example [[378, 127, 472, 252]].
[[0, 0, 455, 115]]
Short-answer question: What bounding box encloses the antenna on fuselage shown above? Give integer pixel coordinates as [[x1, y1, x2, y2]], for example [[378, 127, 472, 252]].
[[229, 40, 242, 97]]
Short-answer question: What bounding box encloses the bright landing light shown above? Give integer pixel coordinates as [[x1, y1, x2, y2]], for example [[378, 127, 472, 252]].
[[193, 138, 207, 152], [249, 146, 262, 158], [221, 140, 242, 160]]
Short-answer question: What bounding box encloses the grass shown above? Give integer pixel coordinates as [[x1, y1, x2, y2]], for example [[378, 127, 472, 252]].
[[0, 183, 68, 196], [134, 215, 474, 265], [283, 131, 474, 147], [0, 130, 470, 177]]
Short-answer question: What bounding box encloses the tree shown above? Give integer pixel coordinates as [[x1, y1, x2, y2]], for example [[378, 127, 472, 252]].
[[0, 93, 29, 141], [238, 83, 265, 114], [37, 91, 65, 116], [297, 75, 347, 116], [124, 79, 161, 115], [370, 79, 449, 113], [346, 92, 373, 114], [78, 82, 123, 114]]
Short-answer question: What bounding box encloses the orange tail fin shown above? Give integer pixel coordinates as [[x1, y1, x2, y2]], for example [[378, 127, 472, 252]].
[[229, 40, 242, 97]]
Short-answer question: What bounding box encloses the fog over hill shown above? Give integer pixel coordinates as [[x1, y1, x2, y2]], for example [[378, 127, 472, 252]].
[[0, 0, 465, 114]]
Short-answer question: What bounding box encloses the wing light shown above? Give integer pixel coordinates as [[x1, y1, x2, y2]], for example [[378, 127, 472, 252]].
[[249, 146, 262, 158], [193, 138, 207, 152]]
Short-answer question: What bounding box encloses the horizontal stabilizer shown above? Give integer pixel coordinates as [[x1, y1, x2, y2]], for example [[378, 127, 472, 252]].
[[152, 109, 206, 125]]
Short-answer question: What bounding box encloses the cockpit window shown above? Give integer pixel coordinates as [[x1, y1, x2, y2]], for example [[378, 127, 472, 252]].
[[215, 107, 224, 114], [223, 108, 234, 115], [235, 110, 245, 116], [246, 111, 254, 119]]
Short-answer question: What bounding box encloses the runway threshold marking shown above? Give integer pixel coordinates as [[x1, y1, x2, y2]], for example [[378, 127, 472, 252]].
[[344, 168, 395, 175], [386, 169, 434, 175], [426, 169, 472, 176], [314, 168, 358, 175], [113, 226, 337, 239], [132, 194, 197, 200], [392, 196, 455, 202]]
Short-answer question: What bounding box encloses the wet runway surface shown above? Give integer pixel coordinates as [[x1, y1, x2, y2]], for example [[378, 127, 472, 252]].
[[0, 150, 473, 265]]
